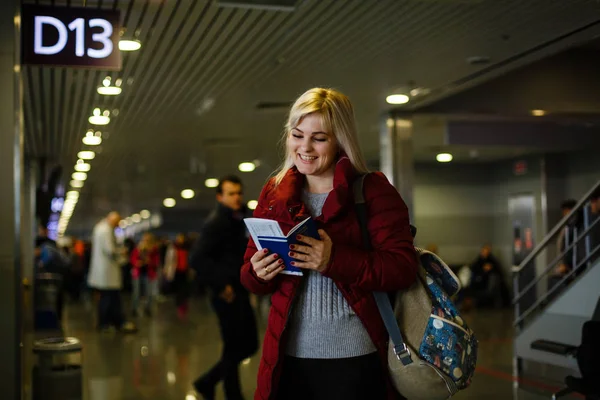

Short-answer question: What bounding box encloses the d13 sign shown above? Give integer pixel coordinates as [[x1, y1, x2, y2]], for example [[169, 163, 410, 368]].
[[22, 5, 121, 70]]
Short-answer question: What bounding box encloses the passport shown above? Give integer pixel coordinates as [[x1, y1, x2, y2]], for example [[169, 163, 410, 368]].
[[243, 216, 320, 276]]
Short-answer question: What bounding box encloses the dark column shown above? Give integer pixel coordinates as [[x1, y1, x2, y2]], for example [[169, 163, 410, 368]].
[[0, 0, 23, 398], [380, 116, 415, 221]]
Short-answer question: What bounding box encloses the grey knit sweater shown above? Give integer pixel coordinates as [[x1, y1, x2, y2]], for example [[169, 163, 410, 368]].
[[284, 190, 376, 359]]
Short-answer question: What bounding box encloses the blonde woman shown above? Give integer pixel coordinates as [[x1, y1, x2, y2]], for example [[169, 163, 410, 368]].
[[240, 88, 418, 400]]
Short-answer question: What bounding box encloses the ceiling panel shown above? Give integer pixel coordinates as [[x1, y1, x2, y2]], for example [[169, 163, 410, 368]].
[[19, 0, 600, 232]]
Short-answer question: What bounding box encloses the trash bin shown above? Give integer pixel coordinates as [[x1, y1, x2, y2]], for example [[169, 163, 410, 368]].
[[33, 337, 83, 400], [34, 273, 62, 330]]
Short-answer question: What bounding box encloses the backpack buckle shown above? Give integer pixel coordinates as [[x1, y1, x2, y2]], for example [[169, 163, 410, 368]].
[[394, 343, 413, 366]]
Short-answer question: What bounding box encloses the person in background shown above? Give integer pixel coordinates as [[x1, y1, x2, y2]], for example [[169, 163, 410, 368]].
[[62, 242, 84, 302], [240, 88, 418, 400], [466, 244, 510, 308], [164, 233, 192, 320], [121, 238, 136, 294], [87, 212, 136, 333], [187, 232, 206, 297], [550, 200, 585, 288], [36, 224, 69, 320], [158, 236, 169, 269], [190, 175, 258, 400], [130, 232, 160, 317]]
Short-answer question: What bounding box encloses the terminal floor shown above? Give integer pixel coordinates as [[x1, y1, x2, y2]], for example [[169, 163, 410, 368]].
[[28, 295, 577, 400]]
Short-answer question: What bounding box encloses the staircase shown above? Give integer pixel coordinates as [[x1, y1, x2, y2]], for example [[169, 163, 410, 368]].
[[512, 180, 600, 387]]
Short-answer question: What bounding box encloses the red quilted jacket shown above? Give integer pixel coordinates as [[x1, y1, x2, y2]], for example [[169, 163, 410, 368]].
[[240, 156, 418, 400]]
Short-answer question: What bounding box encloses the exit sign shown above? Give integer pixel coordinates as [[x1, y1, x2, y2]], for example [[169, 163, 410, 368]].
[[21, 5, 121, 70], [514, 160, 528, 176]]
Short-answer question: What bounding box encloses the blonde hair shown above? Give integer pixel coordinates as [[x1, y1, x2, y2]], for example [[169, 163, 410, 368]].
[[274, 88, 369, 185]]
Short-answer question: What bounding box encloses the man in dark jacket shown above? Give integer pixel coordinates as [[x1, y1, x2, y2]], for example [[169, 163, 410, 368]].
[[190, 175, 258, 400]]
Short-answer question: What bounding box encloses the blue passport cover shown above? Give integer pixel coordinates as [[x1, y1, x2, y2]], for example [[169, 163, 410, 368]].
[[256, 217, 319, 276]]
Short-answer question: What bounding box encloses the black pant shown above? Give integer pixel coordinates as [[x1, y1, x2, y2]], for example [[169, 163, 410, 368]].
[[277, 353, 386, 400], [195, 293, 258, 400], [98, 289, 124, 329]]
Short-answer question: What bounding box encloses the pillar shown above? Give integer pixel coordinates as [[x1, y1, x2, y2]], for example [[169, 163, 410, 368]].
[[379, 115, 415, 221], [0, 0, 23, 398]]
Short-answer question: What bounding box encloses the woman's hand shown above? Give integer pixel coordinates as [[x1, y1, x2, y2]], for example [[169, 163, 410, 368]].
[[288, 230, 333, 273], [251, 249, 285, 281]]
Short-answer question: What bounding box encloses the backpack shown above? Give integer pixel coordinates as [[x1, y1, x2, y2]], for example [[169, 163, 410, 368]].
[[353, 174, 478, 400]]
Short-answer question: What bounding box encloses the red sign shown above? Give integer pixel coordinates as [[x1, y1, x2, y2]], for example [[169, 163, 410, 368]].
[[514, 160, 527, 176]]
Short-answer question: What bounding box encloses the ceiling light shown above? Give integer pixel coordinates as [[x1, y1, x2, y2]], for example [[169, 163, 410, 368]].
[[131, 214, 141, 223], [119, 220, 127, 229], [66, 191, 79, 198], [410, 87, 431, 97], [140, 210, 151, 219], [436, 153, 453, 163], [386, 94, 410, 105], [72, 172, 87, 181], [70, 180, 84, 188], [238, 162, 256, 172], [64, 198, 77, 206], [74, 160, 91, 172], [125, 217, 132, 224], [163, 198, 176, 208], [247, 200, 258, 210], [98, 86, 122, 95], [97, 76, 122, 95], [89, 108, 110, 125], [119, 39, 142, 51], [205, 178, 219, 188], [181, 189, 195, 199], [82, 130, 102, 145], [531, 109, 546, 117], [78, 150, 95, 160]]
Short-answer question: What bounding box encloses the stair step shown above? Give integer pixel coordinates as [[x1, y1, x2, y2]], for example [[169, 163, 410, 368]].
[[531, 339, 578, 356], [516, 313, 584, 370]]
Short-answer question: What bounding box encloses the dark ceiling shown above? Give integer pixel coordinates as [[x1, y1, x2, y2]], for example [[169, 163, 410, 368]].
[[20, 0, 600, 234]]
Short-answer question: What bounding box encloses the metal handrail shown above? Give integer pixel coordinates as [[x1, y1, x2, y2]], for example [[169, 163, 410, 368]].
[[512, 178, 600, 327], [512, 179, 600, 274], [514, 245, 599, 327], [512, 217, 600, 304]]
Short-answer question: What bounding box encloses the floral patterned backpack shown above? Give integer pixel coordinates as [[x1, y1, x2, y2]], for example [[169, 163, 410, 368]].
[[354, 175, 478, 400]]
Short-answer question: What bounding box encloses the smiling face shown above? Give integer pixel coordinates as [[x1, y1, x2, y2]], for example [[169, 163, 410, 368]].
[[287, 112, 338, 180]]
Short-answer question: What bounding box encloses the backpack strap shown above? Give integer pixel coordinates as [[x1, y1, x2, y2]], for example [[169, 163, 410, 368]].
[[353, 174, 413, 366]]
